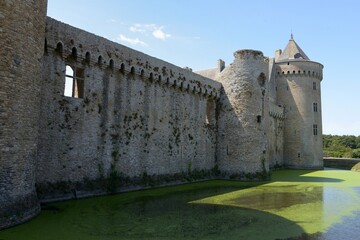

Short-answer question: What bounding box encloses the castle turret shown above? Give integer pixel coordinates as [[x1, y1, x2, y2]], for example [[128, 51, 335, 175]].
[[275, 36, 323, 168], [0, 0, 47, 229], [217, 50, 269, 177]]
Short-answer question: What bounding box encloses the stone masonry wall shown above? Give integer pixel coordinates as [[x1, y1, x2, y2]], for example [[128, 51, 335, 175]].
[[266, 59, 285, 168], [216, 50, 269, 177], [0, 0, 47, 229], [276, 60, 323, 168], [36, 18, 221, 200]]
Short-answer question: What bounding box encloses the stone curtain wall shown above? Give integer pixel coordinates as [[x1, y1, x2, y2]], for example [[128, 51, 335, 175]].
[[36, 18, 221, 200], [0, 0, 47, 229]]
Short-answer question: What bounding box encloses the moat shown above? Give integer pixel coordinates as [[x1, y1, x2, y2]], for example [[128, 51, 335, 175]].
[[1, 169, 359, 240]]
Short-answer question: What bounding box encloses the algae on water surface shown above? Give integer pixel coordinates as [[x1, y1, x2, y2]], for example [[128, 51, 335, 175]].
[[1, 169, 360, 240]]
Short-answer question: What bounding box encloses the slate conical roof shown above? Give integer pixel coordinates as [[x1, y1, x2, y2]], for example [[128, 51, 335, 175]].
[[278, 34, 310, 61]]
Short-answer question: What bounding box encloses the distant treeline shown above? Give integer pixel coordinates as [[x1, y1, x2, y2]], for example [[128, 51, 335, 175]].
[[323, 134, 360, 158]]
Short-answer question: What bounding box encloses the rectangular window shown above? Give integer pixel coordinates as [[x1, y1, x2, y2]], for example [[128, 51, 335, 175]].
[[206, 99, 215, 126], [257, 115, 262, 123], [64, 65, 84, 98], [313, 103, 318, 112], [313, 82, 317, 90], [313, 124, 318, 136]]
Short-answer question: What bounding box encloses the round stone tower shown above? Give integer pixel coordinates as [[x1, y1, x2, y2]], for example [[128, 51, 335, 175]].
[[275, 36, 323, 168], [0, 0, 47, 229], [217, 50, 269, 177]]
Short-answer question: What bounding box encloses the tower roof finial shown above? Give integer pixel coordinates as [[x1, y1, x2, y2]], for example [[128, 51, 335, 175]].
[[291, 32, 293, 40]]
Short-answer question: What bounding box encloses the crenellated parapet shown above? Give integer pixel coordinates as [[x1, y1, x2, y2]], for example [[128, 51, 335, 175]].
[[45, 17, 221, 99], [275, 37, 324, 169], [276, 60, 323, 80]]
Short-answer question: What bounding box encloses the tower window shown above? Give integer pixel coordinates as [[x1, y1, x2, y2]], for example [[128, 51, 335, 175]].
[[257, 115, 262, 123], [313, 103, 318, 112], [313, 82, 317, 90], [313, 124, 318, 136], [206, 99, 215, 126], [64, 65, 84, 98]]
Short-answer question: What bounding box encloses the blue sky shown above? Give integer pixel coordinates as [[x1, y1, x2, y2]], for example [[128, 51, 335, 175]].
[[48, 0, 360, 136]]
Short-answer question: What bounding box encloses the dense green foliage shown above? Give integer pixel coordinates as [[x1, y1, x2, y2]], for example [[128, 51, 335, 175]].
[[323, 134, 360, 158]]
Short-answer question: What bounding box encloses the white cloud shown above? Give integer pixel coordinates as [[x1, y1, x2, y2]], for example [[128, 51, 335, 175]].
[[152, 27, 171, 40], [129, 23, 171, 41], [129, 23, 148, 33], [118, 34, 147, 47]]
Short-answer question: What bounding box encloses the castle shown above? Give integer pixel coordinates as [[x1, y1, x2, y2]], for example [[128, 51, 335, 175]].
[[0, 1, 323, 229]]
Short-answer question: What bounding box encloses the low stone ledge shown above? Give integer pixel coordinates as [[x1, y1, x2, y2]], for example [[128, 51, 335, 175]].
[[323, 157, 360, 170]]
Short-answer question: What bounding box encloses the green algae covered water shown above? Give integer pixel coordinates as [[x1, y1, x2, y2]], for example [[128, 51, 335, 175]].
[[1, 169, 360, 240]]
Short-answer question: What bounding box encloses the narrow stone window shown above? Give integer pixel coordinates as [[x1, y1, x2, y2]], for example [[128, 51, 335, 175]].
[[109, 59, 114, 69], [98, 56, 103, 65], [64, 65, 84, 98], [257, 72, 266, 86], [257, 115, 262, 123], [44, 38, 48, 53], [85, 52, 91, 63], [313, 103, 318, 112], [120, 63, 125, 74], [71, 47, 77, 59], [206, 99, 215, 126], [313, 124, 318, 136], [313, 82, 316, 90], [56, 42, 63, 56], [298, 153, 301, 158]]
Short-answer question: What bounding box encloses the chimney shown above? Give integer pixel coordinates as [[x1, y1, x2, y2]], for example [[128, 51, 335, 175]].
[[275, 49, 282, 61], [217, 59, 225, 72]]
